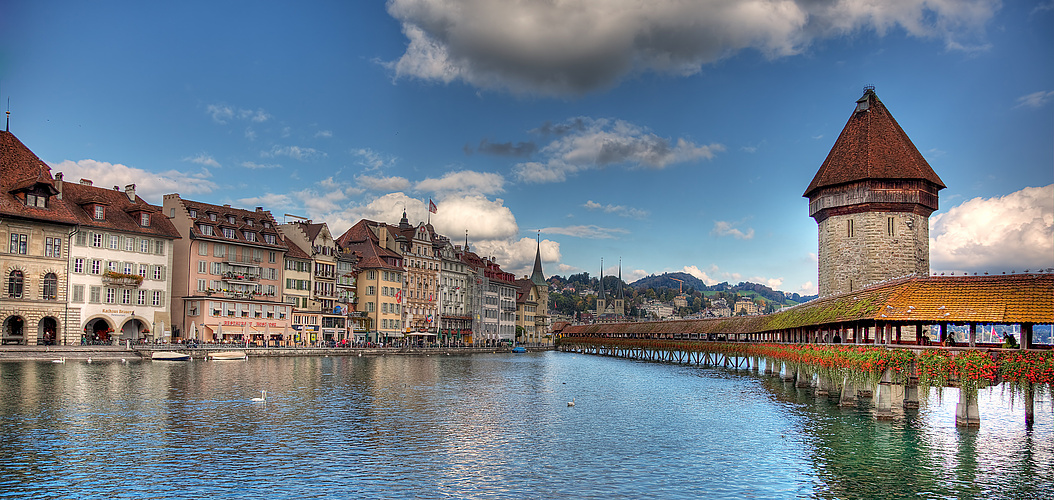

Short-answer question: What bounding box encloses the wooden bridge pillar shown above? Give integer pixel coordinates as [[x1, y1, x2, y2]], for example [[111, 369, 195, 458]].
[[1024, 383, 1035, 431], [1022, 323, 1034, 349], [903, 375, 920, 409], [968, 323, 977, 347], [955, 388, 980, 428]]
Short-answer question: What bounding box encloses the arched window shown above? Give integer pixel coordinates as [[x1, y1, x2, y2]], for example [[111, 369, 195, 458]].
[[42, 273, 58, 300], [8, 271, 24, 298]]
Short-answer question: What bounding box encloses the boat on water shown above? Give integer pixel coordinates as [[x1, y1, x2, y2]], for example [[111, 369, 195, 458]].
[[511, 346, 527, 353], [209, 351, 248, 360], [151, 351, 191, 361]]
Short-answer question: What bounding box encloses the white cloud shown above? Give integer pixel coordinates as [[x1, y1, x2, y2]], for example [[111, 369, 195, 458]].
[[185, 154, 221, 168], [416, 170, 505, 196], [207, 104, 271, 124], [1014, 90, 1054, 109], [798, 281, 817, 296], [263, 145, 326, 161], [930, 185, 1054, 273], [206, 104, 234, 124], [49, 159, 218, 203], [583, 200, 648, 219], [682, 265, 719, 286], [237, 193, 294, 210], [541, 225, 628, 239], [353, 148, 397, 171], [315, 130, 333, 138], [386, 0, 998, 95], [241, 161, 281, 170], [472, 237, 561, 278], [514, 117, 723, 183], [430, 195, 520, 241], [357, 174, 412, 192], [711, 220, 755, 240]]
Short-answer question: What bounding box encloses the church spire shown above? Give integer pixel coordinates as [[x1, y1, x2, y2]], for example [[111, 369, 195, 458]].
[[530, 232, 546, 286]]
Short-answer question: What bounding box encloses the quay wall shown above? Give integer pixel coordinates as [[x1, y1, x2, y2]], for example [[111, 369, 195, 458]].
[[0, 345, 553, 361]]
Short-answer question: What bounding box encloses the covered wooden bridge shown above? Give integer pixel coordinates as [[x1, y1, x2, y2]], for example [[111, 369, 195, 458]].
[[559, 274, 1053, 348]]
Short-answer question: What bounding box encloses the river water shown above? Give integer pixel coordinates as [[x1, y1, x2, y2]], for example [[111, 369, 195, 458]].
[[0, 352, 1050, 499]]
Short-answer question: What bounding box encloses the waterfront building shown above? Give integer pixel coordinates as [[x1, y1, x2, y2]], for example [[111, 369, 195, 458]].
[[336, 250, 366, 342], [395, 212, 440, 342], [278, 221, 347, 344], [515, 238, 549, 344], [280, 237, 313, 343], [734, 297, 760, 316], [459, 249, 516, 345], [60, 178, 180, 344], [805, 86, 945, 297], [163, 195, 291, 344], [438, 238, 471, 345], [336, 219, 404, 343], [0, 131, 80, 345]]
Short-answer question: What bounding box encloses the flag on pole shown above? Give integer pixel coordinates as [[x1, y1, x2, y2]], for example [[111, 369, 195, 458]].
[[428, 199, 437, 214], [396, 289, 402, 303]]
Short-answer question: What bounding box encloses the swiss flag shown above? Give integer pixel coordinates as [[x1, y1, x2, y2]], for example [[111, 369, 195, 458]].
[[428, 199, 437, 214], [395, 289, 402, 303]]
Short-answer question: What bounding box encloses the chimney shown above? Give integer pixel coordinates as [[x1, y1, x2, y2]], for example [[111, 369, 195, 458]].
[[79, 179, 93, 186], [124, 183, 136, 202], [256, 207, 263, 212], [54, 172, 63, 199], [223, 204, 231, 208]]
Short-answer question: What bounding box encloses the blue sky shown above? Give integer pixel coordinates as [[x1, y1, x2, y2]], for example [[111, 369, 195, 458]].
[[3, 0, 1052, 295]]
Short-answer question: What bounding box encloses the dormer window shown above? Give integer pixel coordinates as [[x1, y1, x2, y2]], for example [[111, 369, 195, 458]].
[[244, 231, 257, 242], [189, 209, 197, 218], [222, 227, 236, 239], [209, 212, 217, 221], [25, 193, 48, 208], [264, 234, 276, 245], [245, 219, 254, 227], [140, 213, 150, 226], [198, 224, 214, 236], [227, 215, 235, 224], [94, 205, 105, 220]]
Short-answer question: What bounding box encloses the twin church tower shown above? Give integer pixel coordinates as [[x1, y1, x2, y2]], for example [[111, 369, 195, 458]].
[[806, 86, 945, 297]]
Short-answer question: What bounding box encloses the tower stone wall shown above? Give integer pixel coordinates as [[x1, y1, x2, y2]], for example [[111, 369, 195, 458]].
[[817, 210, 930, 296]]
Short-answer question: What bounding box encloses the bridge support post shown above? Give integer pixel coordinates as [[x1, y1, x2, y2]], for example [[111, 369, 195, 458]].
[[1024, 383, 1035, 431], [795, 367, 811, 388], [875, 369, 894, 420], [782, 363, 796, 383], [839, 377, 857, 407], [764, 358, 775, 376], [815, 374, 830, 396], [903, 375, 920, 409], [955, 387, 980, 428]]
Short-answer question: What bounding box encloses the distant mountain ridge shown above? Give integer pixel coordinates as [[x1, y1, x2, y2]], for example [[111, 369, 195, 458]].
[[628, 272, 815, 305]]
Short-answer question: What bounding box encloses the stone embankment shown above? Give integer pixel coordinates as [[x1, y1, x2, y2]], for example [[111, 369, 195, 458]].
[[0, 345, 554, 361]]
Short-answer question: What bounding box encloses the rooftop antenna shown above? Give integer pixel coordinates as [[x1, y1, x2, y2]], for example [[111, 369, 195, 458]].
[[5, 97, 9, 132]]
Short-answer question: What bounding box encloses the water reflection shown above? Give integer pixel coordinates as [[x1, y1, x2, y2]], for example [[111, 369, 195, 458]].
[[0, 353, 1050, 499]]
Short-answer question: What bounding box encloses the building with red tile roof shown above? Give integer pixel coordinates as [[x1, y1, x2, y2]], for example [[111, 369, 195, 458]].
[[163, 194, 291, 344], [1, 131, 79, 345], [336, 219, 405, 343], [58, 177, 181, 343]]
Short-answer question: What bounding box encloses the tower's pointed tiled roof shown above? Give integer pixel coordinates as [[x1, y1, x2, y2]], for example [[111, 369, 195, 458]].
[[804, 87, 945, 199]]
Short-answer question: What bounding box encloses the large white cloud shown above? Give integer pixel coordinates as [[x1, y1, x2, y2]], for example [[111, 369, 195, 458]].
[[49, 159, 218, 204], [415, 170, 505, 196], [930, 185, 1054, 273], [386, 0, 998, 95]]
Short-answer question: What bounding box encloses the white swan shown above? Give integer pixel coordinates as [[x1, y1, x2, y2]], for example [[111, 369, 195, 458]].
[[567, 398, 575, 407], [52, 357, 65, 363], [251, 390, 267, 402], [86, 357, 92, 364]]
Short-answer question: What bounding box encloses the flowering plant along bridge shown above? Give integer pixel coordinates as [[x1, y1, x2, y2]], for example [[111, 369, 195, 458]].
[[557, 273, 1053, 428]]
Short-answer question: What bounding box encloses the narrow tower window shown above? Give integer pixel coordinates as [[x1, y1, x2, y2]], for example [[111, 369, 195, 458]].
[[847, 219, 855, 238], [887, 217, 895, 236]]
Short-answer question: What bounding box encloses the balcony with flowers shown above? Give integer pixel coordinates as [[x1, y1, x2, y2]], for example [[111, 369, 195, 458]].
[[102, 270, 144, 288]]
